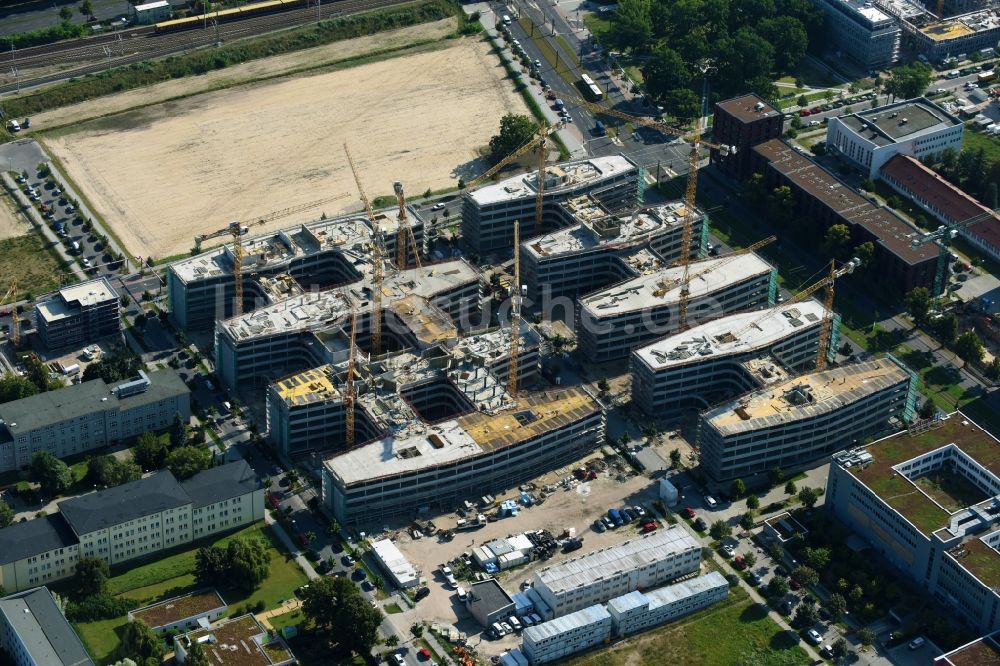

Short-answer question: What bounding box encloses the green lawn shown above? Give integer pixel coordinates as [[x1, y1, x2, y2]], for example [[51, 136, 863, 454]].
[[269, 609, 304, 634], [565, 586, 808, 666], [0, 232, 75, 301], [581, 13, 610, 41], [77, 523, 307, 663]]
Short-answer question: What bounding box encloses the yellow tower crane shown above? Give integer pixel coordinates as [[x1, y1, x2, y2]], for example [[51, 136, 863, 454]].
[[508, 220, 521, 397], [344, 143, 384, 357], [344, 308, 357, 449], [193, 194, 350, 318], [1, 281, 19, 346], [574, 99, 737, 329], [393, 181, 422, 270], [730, 257, 860, 369]]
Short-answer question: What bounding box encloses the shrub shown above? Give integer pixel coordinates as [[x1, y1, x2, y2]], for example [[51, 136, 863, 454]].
[[66, 594, 134, 622]]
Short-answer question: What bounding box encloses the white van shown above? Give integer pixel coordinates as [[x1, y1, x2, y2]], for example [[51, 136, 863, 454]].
[[446, 573, 457, 588], [502, 14, 511, 24], [456, 586, 467, 602]]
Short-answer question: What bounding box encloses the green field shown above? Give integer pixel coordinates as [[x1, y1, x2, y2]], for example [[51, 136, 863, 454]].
[[0, 232, 74, 301], [566, 586, 808, 666], [76, 523, 308, 664], [963, 131, 1000, 163]]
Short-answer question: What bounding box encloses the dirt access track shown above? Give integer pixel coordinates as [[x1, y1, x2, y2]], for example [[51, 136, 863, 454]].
[[41, 29, 527, 260]]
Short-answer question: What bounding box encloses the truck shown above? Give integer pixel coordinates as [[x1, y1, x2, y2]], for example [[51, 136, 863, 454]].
[[979, 71, 997, 84], [455, 514, 487, 531]]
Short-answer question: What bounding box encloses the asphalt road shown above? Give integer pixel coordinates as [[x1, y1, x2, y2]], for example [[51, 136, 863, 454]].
[[0, 0, 130, 37]]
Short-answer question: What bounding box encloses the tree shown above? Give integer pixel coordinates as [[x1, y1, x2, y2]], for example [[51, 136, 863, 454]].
[[988, 181, 999, 210], [385, 635, 400, 648], [730, 478, 746, 500], [302, 576, 355, 631], [80, 0, 94, 18], [759, 16, 808, 70], [166, 445, 212, 480], [743, 551, 757, 568], [797, 94, 808, 107], [0, 501, 12, 528], [663, 88, 701, 123], [904, 287, 932, 325], [0, 374, 39, 404], [832, 637, 849, 659], [87, 455, 140, 488], [488, 114, 539, 164], [987, 357, 1000, 381], [226, 536, 270, 592], [669, 449, 682, 467], [853, 241, 875, 270], [792, 604, 819, 628], [792, 565, 819, 588], [803, 546, 831, 570], [596, 378, 610, 393], [31, 451, 73, 496], [195, 546, 228, 585], [169, 413, 188, 448], [184, 642, 210, 666], [858, 627, 876, 646], [133, 432, 168, 470], [954, 331, 985, 364], [338, 594, 382, 656], [798, 486, 821, 509], [642, 46, 690, 101], [822, 223, 852, 259], [410, 622, 424, 637], [75, 557, 110, 596], [118, 621, 163, 664], [746, 495, 760, 510], [59, 5, 74, 21], [82, 348, 142, 384], [769, 467, 784, 486], [884, 62, 932, 102], [825, 593, 847, 621], [935, 313, 960, 345], [766, 576, 789, 598], [767, 186, 795, 227], [607, 0, 652, 53], [739, 512, 754, 530], [784, 480, 797, 496], [709, 520, 732, 540]]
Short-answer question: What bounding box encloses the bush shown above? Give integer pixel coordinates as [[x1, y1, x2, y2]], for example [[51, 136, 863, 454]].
[[66, 594, 134, 622]]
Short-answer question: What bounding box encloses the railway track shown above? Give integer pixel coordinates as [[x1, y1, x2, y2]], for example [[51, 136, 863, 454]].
[[1, 0, 414, 95]]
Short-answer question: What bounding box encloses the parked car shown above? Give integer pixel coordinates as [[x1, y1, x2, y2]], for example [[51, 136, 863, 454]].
[[415, 586, 430, 601], [704, 495, 718, 508], [620, 508, 636, 523], [694, 517, 708, 531], [789, 578, 802, 591], [633, 505, 646, 518], [342, 555, 355, 566], [806, 629, 822, 645], [417, 648, 432, 660], [593, 519, 606, 533], [682, 507, 696, 519], [909, 637, 926, 650], [641, 522, 657, 533], [392, 653, 405, 666]]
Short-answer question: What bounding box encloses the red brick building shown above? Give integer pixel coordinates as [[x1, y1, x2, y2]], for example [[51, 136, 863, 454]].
[[711, 94, 784, 179]]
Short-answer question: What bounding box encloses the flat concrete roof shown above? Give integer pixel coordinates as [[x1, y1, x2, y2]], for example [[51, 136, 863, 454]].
[[219, 288, 353, 342], [526, 199, 694, 259], [703, 357, 910, 436], [838, 98, 961, 146], [715, 94, 781, 123], [36, 277, 118, 324], [633, 301, 828, 370], [523, 604, 610, 642], [580, 253, 773, 317], [324, 387, 599, 486], [468, 156, 635, 206], [920, 9, 1000, 40]]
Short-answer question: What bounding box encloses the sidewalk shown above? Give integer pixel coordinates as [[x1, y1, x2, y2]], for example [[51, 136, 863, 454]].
[[255, 598, 302, 631], [265, 511, 319, 581]]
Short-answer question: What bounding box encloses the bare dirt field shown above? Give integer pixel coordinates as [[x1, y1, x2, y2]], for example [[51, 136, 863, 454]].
[[42, 33, 527, 260], [393, 454, 670, 652], [0, 189, 30, 240]]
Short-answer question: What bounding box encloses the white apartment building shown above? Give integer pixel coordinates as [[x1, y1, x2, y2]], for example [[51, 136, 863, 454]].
[[531, 527, 701, 619], [606, 572, 728, 636], [521, 604, 612, 665], [461, 156, 641, 255], [697, 357, 917, 486], [812, 0, 900, 69], [0, 462, 264, 594], [631, 301, 834, 417], [826, 98, 963, 178], [577, 253, 777, 362], [0, 370, 190, 473], [827, 413, 1000, 635], [521, 197, 706, 303]]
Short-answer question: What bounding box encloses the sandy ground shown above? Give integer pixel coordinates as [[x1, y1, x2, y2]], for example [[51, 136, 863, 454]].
[[394, 454, 668, 647], [0, 189, 30, 240], [43, 33, 526, 260], [26, 19, 459, 130]]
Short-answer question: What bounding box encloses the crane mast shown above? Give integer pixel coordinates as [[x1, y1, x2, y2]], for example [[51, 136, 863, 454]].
[[534, 127, 548, 235], [508, 221, 521, 397], [344, 144, 383, 357], [345, 309, 357, 448], [2, 282, 19, 347], [393, 181, 421, 270]]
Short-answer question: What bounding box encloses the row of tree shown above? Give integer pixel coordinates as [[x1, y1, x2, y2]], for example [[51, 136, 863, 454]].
[[605, 0, 824, 119], [194, 535, 271, 593], [300, 575, 384, 658], [0, 354, 64, 405]]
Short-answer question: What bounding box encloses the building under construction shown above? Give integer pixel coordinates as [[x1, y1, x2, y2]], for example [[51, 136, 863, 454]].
[[877, 0, 1000, 60], [521, 196, 706, 303], [213, 260, 482, 392], [577, 253, 777, 363], [461, 156, 642, 255], [631, 301, 837, 417], [168, 209, 425, 331], [697, 356, 917, 486]]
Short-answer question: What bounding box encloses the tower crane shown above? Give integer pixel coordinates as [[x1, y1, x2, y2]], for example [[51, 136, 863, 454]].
[[909, 208, 996, 302], [1, 281, 19, 346], [508, 220, 522, 397], [344, 143, 384, 357], [344, 308, 357, 449], [730, 257, 860, 369], [574, 98, 737, 329], [192, 194, 350, 319], [393, 181, 422, 270]]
